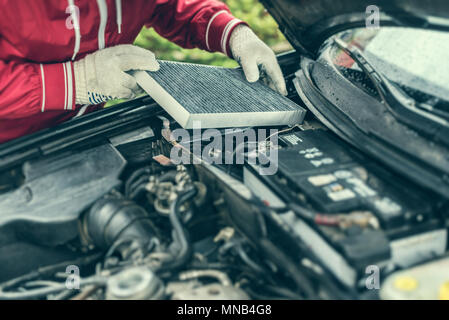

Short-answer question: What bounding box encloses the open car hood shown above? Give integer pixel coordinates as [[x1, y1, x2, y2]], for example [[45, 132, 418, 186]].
[[261, 0, 449, 55], [260, 0, 449, 197]]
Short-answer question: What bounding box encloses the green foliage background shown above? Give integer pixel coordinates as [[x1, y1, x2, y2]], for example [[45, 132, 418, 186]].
[[133, 0, 291, 67]]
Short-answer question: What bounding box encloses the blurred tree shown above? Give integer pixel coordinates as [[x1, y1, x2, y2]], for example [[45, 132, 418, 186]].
[[133, 0, 291, 66]]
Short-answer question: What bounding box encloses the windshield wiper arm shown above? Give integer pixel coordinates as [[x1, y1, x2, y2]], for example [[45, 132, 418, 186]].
[[334, 37, 449, 145]]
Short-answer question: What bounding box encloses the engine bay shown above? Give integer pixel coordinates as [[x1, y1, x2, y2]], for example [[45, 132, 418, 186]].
[[0, 109, 447, 300]]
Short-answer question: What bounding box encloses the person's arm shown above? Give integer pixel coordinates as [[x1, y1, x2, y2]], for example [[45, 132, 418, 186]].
[[0, 44, 160, 118], [0, 59, 76, 120], [147, 0, 287, 95]]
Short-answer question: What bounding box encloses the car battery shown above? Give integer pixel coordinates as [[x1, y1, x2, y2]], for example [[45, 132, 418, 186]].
[[244, 128, 448, 289]]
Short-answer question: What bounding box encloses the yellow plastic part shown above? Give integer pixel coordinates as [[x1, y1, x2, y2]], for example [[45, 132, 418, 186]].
[[439, 282, 449, 300], [394, 276, 418, 292]]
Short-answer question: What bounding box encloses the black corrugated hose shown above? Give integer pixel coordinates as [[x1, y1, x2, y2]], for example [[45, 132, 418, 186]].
[[159, 187, 198, 271]]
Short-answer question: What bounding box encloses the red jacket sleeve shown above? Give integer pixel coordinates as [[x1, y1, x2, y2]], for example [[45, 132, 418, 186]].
[[0, 59, 76, 120], [146, 0, 246, 57]]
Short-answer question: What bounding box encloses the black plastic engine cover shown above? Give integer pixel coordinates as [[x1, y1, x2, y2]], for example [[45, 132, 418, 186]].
[[275, 129, 438, 229], [244, 128, 446, 288], [0, 144, 126, 247]]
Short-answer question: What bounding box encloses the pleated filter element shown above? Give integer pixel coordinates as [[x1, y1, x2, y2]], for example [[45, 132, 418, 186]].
[[132, 60, 306, 129]]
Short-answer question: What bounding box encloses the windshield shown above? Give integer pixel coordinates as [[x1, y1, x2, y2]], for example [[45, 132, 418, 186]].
[[331, 28, 449, 105]]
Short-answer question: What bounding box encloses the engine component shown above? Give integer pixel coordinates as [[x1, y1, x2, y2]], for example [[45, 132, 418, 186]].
[[0, 253, 105, 300], [106, 267, 164, 300], [171, 283, 249, 300], [244, 128, 447, 289], [196, 162, 319, 299], [145, 170, 206, 216], [0, 168, 23, 195], [159, 187, 198, 270], [83, 196, 157, 259], [109, 125, 163, 165], [179, 270, 232, 286], [0, 144, 126, 248]]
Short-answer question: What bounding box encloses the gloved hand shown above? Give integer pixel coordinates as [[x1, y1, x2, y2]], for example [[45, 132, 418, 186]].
[[74, 44, 160, 105], [229, 25, 287, 96]]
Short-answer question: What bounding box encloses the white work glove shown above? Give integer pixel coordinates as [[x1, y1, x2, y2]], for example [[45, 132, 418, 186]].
[[229, 25, 287, 96], [74, 44, 160, 105]]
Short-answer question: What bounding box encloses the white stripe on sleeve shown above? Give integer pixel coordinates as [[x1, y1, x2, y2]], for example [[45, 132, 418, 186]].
[[66, 62, 74, 110], [40, 64, 46, 112], [205, 10, 227, 51], [96, 0, 108, 49], [221, 19, 241, 55], [63, 63, 68, 110]]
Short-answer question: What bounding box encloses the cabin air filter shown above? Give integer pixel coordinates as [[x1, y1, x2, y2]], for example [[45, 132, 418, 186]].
[[132, 60, 306, 129]]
